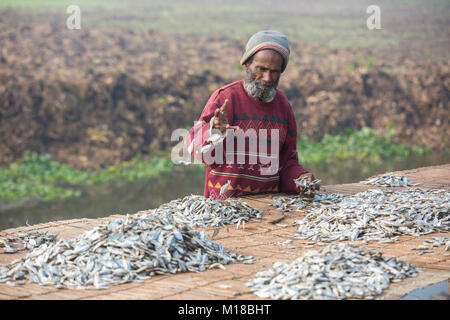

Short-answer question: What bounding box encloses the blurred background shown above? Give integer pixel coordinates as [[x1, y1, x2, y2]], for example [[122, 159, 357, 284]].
[[0, 0, 448, 228]]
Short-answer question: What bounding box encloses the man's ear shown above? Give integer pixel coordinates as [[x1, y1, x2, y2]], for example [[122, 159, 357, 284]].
[[242, 63, 248, 71]]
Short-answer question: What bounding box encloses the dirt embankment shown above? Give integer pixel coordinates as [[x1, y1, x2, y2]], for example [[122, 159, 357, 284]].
[[0, 11, 448, 169]]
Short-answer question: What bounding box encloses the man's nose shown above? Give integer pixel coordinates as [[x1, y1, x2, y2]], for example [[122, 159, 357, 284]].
[[262, 71, 272, 84]]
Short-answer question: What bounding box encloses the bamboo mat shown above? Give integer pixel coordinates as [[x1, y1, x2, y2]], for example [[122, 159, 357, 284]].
[[0, 164, 448, 300]]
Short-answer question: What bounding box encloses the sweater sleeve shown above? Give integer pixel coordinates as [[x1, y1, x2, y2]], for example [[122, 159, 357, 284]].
[[183, 90, 232, 165], [279, 104, 309, 193]]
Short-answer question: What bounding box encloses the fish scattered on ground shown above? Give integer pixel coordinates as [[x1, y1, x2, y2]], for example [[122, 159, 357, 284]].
[[271, 192, 344, 212], [155, 195, 263, 227], [0, 231, 57, 254], [0, 213, 253, 289], [410, 236, 450, 254], [277, 239, 293, 246], [294, 188, 449, 243], [361, 173, 419, 187], [246, 243, 418, 300]]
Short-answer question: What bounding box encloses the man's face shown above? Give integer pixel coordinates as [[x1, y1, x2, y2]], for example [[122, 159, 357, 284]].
[[243, 49, 283, 103]]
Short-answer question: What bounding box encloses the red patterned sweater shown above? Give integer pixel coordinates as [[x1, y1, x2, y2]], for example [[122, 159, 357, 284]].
[[184, 80, 308, 199]]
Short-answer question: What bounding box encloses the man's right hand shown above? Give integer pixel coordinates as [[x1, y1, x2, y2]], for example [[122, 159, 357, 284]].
[[212, 99, 240, 133], [295, 172, 320, 195]]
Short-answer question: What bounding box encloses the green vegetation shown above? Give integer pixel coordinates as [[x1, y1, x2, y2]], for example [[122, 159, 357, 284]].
[[0, 151, 173, 201], [0, 128, 435, 202], [347, 54, 377, 72], [297, 127, 431, 166]]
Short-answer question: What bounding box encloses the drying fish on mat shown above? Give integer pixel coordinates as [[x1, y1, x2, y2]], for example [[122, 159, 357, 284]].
[[411, 236, 450, 253], [155, 195, 263, 227], [245, 243, 418, 300], [211, 228, 220, 239], [272, 192, 344, 212], [0, 231, 57, 254], [361, 173, 419, 187], [0, 213, 253, 289], [295, 188, 449, 243], [277, 239, 293, 246], [220, 180, 231, 196], [293, 177, 321, 196], [236, 218, 246, 230]]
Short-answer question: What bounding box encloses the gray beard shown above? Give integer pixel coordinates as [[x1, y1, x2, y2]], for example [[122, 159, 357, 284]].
[[243, 69, 278, 103]]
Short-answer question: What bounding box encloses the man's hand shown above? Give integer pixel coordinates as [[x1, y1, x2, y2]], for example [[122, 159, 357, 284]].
[[295, 172, 320, 195], [212, 99, 240, 133]]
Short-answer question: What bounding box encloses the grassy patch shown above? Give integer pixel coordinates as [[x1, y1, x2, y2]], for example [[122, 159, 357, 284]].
[[0, 151, 173, 201], [297, 127, 431, 166]]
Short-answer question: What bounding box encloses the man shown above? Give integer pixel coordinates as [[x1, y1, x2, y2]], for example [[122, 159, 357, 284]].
[[185, 30, 317, 199]]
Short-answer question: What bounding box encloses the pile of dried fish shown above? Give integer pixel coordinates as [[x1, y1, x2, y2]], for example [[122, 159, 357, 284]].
[[361, 173, 419, 187], [411, 236, 450, 255], [0, 231, 56, 254], [295, 188, 449, 243], [0, 213, 253, 289], [272, 192, 344, 212], [155, 195, 262, 227], [246, 243, 418, 300], [293, 177, 321, 196]]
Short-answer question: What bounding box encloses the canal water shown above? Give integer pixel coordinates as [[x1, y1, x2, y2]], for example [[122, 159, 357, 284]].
[[0, 152, 448, 230], [399, 280, 448, 300]]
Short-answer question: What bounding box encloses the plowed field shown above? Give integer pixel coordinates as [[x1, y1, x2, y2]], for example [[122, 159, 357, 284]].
[[0, 1, 448, 169]]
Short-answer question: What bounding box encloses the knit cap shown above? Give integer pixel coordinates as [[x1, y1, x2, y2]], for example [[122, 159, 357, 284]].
[[240, 30, 290, 72]]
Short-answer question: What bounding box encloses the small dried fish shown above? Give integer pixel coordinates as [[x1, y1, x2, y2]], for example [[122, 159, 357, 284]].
[[207, 133, 224, 144], [411, 236, 450, 253], [246, 243, 418, 300], [220, 180, 231, 196], [361, 173, 419, 187], [212, 228, 220, 239], [0, 213, 253, 289], [277, 239, 293, 246], [295, 188, 449, 243], [155, 195, 263, 227], [272, 192, 344, 212], [0, 232, 57, 254], [294, 177, 321, 196]]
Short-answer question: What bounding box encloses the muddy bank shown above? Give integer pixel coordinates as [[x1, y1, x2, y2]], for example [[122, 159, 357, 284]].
[[0, 10, 448, 169]]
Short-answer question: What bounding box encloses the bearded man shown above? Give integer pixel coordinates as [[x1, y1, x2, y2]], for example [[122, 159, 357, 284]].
[[184, 30, 317, 199]]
